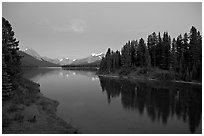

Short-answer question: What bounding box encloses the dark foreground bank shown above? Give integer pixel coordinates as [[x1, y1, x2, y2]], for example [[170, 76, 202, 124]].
[[2, 78, 78, 134], [97, 69, 202, 86]]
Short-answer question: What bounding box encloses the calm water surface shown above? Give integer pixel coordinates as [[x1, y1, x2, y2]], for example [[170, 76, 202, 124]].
[[23, 67, 202, 134]]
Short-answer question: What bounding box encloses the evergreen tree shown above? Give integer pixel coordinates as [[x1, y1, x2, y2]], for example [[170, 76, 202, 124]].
[[176, 34, 183, 73], [99, 57, 107, 72], [105, 48, 112, 73], [156, 32, 162, 67], [160, 32, 171, 70], [189, 26, 202, 80], [2, 17, 22, 80], [2, 17, 22, 99], [170, 38, 177, 72], [130, 40, 137, 66], [137, 38, 151, 67], [147, 32, 157, 67], [2, 55, 13, 99], [115, 50, 121, 69], [121, 41, 131, 68]]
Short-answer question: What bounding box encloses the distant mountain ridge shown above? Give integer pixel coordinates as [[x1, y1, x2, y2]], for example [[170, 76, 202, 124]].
[[23, 47, 42, 61], [20, 47, 105, 66], [19, 51, 60, 67], [71, 53, 105, 65]]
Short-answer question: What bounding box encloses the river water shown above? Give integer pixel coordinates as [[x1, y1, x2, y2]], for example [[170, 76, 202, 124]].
[[23, 67, 202, 134]]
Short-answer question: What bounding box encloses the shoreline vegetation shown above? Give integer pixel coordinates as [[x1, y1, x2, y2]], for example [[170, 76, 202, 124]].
[[61, 65, 201, 85], [2, 78, 78, 134], [97, 72, 202, 86]]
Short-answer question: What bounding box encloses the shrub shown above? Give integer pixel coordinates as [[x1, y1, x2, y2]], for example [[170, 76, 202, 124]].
[[7, 104, 19, 113], [119, 66, 131, 75], [14, 112, 24, 122], [151, 70, 175, 80], [137, 67, 151, 75], [2, 113, 11, 128]]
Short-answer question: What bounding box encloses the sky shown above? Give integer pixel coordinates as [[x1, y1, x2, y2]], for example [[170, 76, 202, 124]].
[[2, 2, 202, 59]]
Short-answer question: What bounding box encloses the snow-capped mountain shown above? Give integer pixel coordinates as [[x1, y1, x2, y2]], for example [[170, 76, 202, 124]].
[[20, 47, 104, 66], [58, 57, 74, 65], [23, 47, 42, 61], [71, 53, 105, 65], [19, 51, 59, 67], [41, 56, 60, 64], [91, 52, 104, 58]]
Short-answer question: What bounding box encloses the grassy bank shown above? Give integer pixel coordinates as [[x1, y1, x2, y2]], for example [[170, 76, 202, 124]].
[[97, 67, 201, 85], [2, 78, 78, 134]]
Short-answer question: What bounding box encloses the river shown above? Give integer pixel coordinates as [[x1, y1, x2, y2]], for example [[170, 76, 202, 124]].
[[23, 67, 202, 134]]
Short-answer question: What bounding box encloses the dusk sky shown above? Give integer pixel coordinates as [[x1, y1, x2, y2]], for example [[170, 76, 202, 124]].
[[2, 2, 202, 59]]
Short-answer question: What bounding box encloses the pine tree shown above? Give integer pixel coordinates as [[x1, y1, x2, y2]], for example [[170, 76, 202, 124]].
[[2, 55, 13, 99], [160, 32, 171, 70], [170, 38, 177, 72], [156, 32, 162, 67], [105, 48, 112, 73], [176, 34, 183, 73], [137, 38, 150, 67], [121, 41, 131, 68], [115, 50, 121, 69], [130, 40, 136, 66], [147, 32, 157, 67], [189, 26, 202, 80], [2, 17, 22, 80]]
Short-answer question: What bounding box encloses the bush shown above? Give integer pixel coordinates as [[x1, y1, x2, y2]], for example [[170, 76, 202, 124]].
[[7, 104, 19, 113], [137, 67, 151, 75], [14, 112, 24, 122], [151, 70, 175, 80], [2, 113, 11, 128], [119, 66, 131, 75], [13, 78, 40, 106]]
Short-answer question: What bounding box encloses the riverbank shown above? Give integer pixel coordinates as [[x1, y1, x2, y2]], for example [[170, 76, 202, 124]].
[[2, 78, 78, 134], [97, 71, 202, 86]]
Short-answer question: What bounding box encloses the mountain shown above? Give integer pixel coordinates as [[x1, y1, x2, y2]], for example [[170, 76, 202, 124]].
[[71, 53, 105, 65], [23, 47, 42, 61], [20, 47, 63, 66], [19, 51, 60, 67], [20, 47, 104, 66], [42, 57, 74, 65], [58, 58, 74, 65], [41, 57, 61, 65], [43, 52, 105, 66]]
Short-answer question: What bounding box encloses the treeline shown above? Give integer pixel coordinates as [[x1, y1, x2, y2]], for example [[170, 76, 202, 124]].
[[99, 26, 202, 82], [2, 17, 22, 99]]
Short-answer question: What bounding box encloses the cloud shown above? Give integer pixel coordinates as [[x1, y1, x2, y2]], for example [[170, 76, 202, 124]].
[[45, 19, 87, 33], [70, 19, 87, 33]]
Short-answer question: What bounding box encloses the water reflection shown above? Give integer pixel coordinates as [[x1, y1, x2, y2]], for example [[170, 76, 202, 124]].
[[23, 67, 61, 82], [98, 76, 202, 134], [23, 68, 202, 133], [23, 68, 98, 82]]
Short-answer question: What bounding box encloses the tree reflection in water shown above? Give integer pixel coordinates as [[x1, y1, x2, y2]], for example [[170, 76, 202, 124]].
[[99, 76, 201, 133]]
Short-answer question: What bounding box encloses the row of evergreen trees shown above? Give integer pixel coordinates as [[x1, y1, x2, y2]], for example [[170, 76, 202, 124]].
[[99, 26, 202, 81], [2, 17, 22, 99]]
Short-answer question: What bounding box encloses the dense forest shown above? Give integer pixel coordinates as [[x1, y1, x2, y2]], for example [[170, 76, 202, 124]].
[[2, 17, 22, 99], [99, 26, 202, 82]]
